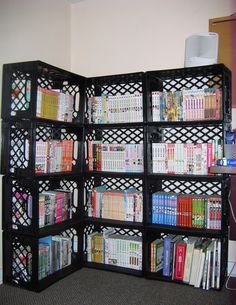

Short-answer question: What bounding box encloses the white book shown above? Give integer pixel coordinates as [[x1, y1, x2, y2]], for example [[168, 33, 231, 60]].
[[194, 251, 206, 288], [189, 246, 202, 286], [206, 241, 214, 290], [216, 239, 221, 289], [211, 239, 217, 288], [183, 237, 198, 283]]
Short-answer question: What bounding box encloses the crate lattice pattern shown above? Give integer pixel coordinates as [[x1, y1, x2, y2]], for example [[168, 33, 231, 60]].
[[149, 179, 222, 196], [162, 75, 222, 92], [11, 180, 32, 227], [85, 127, 144, 144], [12, 236, 32, 284], [11, 71, 31, 116], [9, 124, 29, 173], [150, 125, 223, 144]]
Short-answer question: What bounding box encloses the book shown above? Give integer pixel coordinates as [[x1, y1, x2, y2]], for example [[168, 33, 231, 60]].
[[150, 238, 164, 272], [163, 235, 177, 277], [183, 237, 199, 283], [174, 240, 187, 281], [35, 141, 49, 173]]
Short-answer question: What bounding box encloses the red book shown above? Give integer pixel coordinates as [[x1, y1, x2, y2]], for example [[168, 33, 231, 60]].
[[188, 197, 193, 227], [92, 188, 97, 218], [183, 197, 188, 227], [177, 196, 182, 226], [174, 241, 187, 281], [61, 140, 73, 172], [88, 140, 93, 171], [207, 142, 213, 169]]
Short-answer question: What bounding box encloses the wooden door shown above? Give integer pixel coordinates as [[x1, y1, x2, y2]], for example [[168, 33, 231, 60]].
[[209, 15, 236, 107]]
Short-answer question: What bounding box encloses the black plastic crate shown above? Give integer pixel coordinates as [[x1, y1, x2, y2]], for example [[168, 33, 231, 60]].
[[146, 64, 231, 123], [1, 120, 83, 177], [84, 174, 144, 217], [147, 123, 226, 175], [146, 175, 229, 236], [3, 227, 82, 291], [2, 60, 86, 124], [2, 176, 84, 235], [84, 125, 146, 173], [144, 231, 228, 290], [85, 72, 146, 124]]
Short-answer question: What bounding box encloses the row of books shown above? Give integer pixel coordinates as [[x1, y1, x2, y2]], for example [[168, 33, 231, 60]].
[[39, 189, 72, 228], [152, 141, 222, 175], [87, 141, 144, 172], [152, 88, 221, 122], [87, 186, 143, 222], [150, 235, 221, 290], [37, 87, 74, 122], [86, 229, 142, 270], [38, 235, 72, 280], [87, 94, 143, 124], [36, 139, 73, 174], [152, 192, 221, 230]]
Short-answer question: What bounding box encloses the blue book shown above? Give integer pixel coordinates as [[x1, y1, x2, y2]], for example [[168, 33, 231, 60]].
[[163, 235, 182, 277], [152, 193, 155, 223], [39, 235, 52, 277], [163, 235, 176, 276], [170, 193, 178, 226]]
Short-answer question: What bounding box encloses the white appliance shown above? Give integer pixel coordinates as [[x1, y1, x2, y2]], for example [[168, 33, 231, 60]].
[[184, 32, 219, 67]]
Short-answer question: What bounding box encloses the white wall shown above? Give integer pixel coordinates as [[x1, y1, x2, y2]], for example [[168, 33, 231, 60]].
[[0, 0, 71, 272], [70, 0, 234, 76]]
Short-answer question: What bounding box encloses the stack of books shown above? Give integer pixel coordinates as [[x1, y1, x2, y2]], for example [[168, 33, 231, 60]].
[[87, 186, 143, 222], [86, 229, 142, 270], [35, 140, 73, 174], [37, 87, 74, 122], [152, 88, 221, 122], [87, 141, 143, 172], [87, 94, 143, 124], [152, 142, 222, 175], [152, 192, 221, 230], [39, 189, 72, 228], [150, 235, 221, 290], [38, 235, 72, 280]]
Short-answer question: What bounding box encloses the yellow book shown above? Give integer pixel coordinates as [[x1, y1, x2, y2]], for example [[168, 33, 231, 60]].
[[38, 87, 59, 120]]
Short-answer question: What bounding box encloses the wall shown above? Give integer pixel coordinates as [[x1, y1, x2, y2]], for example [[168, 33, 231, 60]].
[[70, 0, 234, 76], [0, 0, 71, 272]]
